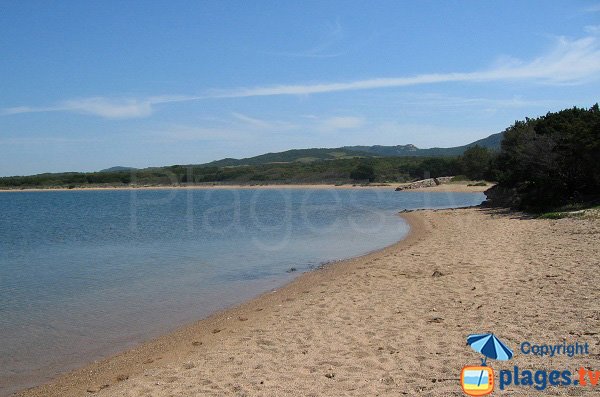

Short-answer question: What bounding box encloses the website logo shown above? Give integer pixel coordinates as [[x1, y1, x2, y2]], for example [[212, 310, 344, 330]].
[[461, 333, 513, 396]]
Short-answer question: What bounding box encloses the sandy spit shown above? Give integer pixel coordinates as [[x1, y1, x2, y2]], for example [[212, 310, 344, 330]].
[[18, 207, 599, 396], [0, 182, 491, 193], [0, 184, 392, 193]]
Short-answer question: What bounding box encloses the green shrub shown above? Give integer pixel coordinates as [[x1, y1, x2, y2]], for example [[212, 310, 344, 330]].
[[350, 163, 376, 182], [460, 145, 494, 180], [538, 212, 568, 219], [495, 104, 600, 209]]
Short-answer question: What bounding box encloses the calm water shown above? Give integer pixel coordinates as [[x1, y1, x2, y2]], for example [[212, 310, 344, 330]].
[[0, 188, 484, 395]]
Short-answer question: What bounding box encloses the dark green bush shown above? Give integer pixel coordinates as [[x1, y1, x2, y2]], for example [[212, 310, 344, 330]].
[[495, 104, 600, 209], [350, 163, 376, 182]]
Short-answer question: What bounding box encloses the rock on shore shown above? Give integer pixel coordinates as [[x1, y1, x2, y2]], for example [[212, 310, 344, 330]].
[[395, 176, 454, 191]]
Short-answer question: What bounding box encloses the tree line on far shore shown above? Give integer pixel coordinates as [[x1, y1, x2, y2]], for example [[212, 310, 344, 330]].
[[1, 105, 598, 210], [0, 155, 478, 188]]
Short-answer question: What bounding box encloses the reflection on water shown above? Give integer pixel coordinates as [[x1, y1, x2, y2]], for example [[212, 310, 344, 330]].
[[0, 188, 484, 395]]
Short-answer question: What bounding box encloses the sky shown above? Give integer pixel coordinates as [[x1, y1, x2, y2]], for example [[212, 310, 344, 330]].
[[1, 1, 600, 176]]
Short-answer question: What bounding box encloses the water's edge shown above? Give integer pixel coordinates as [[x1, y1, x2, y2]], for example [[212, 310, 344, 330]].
[[3, 190, 484, 396], [16, 209, 431, 397]]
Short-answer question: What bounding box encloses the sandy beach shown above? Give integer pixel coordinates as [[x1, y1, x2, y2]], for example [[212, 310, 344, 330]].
[[0, 181, 491, 193], [0, 184, 391, 193], [17, 205, 599, 396]]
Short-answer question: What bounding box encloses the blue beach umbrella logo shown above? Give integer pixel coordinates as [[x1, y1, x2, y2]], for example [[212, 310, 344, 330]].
[[467, 333, 514, 365]]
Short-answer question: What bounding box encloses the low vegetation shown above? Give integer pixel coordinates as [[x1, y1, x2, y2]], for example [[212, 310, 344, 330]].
[[0, 157, 461, 188]]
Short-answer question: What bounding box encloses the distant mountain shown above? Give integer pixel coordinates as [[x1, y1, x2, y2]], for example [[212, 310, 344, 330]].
[[97, 132, 503, 172], [342, 144, 420, 156], [344, 132, 503, 157], [203, 132, 504, 167], [420, 132, 504, 156], [204, 148, 375, 167], [99, 166, 137, 173], [465, 131, 504, 149]]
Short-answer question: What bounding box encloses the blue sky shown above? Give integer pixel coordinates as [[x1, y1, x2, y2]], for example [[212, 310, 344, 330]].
[[1, 1, 600, 176]]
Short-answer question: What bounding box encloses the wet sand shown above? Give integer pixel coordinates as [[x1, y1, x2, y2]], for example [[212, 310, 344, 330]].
[[16, 206, 600, 396]]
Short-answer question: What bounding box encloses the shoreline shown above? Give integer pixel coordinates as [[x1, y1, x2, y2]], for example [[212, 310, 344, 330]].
[[16, 206, 600, 396], [17, 212, 425, 397], [0, 182, 491, 193], [0, 184, 390, 193]]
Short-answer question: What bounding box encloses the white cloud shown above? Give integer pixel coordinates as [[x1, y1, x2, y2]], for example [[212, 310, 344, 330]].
[[231, 112, 297, 131], [585, 25, 600, 35], [63, 97, 154, 118], [368, 122, 488, 148], [1, 95, 204, 119], [212, 35, 600, 98], [0, 137, 100, 145], [3, 97, 152, 119], [389, 93, 563, 110], [3, 33, 600, 118], [317, 116, 365, 132], [144, 114, 298, 144], [145, 125, 245, 143], [485, 36, 600, 83]]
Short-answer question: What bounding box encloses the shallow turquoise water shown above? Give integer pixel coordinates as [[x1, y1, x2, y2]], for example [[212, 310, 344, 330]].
[[0, 188, 484, 395]]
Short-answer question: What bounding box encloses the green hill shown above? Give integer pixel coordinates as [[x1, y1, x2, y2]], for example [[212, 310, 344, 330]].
[[99, 166, 137, 173], [344, 132, 503, 158], [204, 148, 374, 167], [205, 132, 503, 167]]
